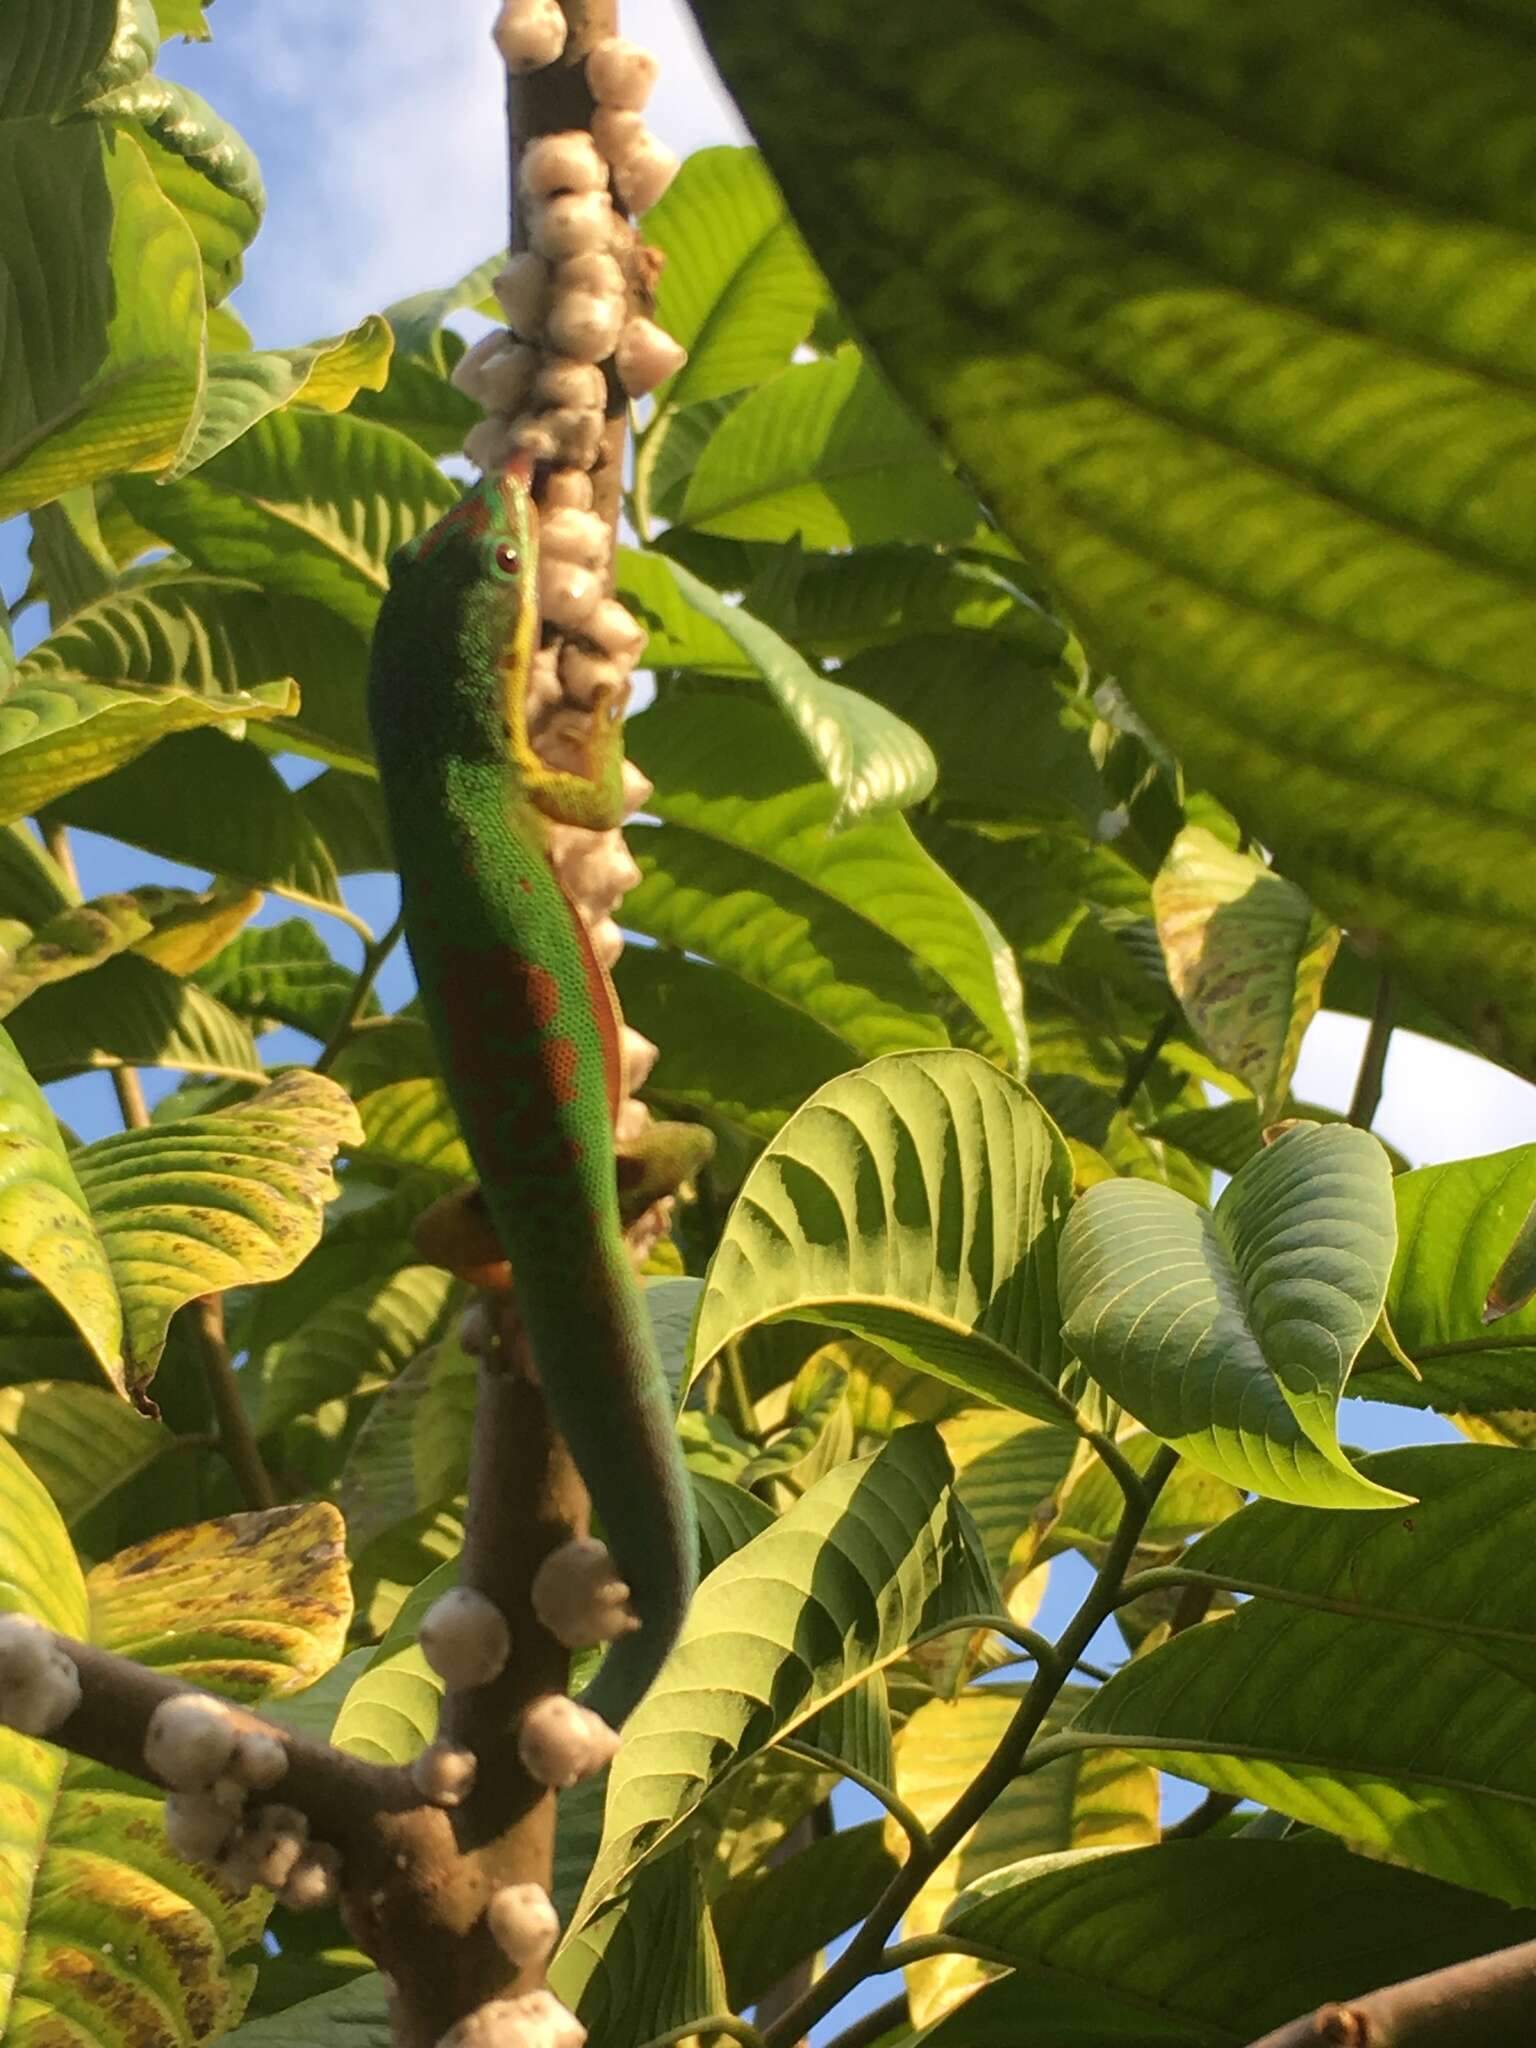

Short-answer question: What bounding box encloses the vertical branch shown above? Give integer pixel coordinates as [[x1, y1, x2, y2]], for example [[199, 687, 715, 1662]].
[[1348, 973, 1395, 1130], [191, 1294, 276, 1509]]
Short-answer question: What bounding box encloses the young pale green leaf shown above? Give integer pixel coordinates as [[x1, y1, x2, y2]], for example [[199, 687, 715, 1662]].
[[646, 146, 830, 415], [90, 75, 265, 305], [8, 952, 263, 1086], [576, 1424, 994, 1920], [168, 315, 394, 478], [89, 1499, 352, 1697], [0, 1380, 169, 1532], [696, 1050, 1073, 1420], [0, 1021, 122, 1378], [552, 1847, 727, 2048], [1153, 828, 1338, 1119], [678, 350, 981, 548], [0, 124, 203, 521], [1354, 1145, 1536, 1413], [687, 0, 1536, 1076], [1060, 1123, 1405, 1507], [130, 879, 263, 978], [1083, 1446, 1536, 1902], [627, 692, 1021, 1069], [894, 1685, 1158, 2025], [118, 408, 459, 632], [938, 1839, 1536, 2048], [71, 1069, 363, 1391], [658, 559, 936, 822], [0, 893, 153, 1016]]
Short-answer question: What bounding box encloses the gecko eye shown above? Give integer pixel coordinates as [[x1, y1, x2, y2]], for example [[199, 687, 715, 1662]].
[[493, 542, 521, 577]]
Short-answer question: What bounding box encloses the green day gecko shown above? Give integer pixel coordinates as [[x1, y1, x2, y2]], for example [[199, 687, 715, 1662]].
[[366, 464, 696, 1728]]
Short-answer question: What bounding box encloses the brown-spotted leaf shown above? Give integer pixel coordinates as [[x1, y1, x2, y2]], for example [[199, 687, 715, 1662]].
[[1153, 828, 1338, 1120], [130, 881, 265, 976], [72, 1068, 363, 1392], [88, 1502, 351, 1700], [0, 893, 154, 1019]]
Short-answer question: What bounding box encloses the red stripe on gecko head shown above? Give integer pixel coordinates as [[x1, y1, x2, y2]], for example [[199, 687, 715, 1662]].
[[413, 492, 491, 565]]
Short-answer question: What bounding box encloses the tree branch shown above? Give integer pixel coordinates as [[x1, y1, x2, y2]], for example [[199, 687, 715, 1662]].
[[758, 1447, 1182, 2048], [191, 1294, 276, 1510], [1348, 973, 1394, 1131], [314, 913, 405, 1075], [1245, 1936, 1536, 2047], [818, 1992, 911, 2048]]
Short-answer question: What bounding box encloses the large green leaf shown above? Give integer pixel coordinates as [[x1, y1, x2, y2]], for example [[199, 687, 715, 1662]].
[[677, 348, 979, 548], [47, 729, 348, 912], [1355, 1144, 1536, 1413], [0, 0, 118, 116], [1080, 1445, 1536, 1905], [552, 1847, 727, 2048], [118, 408, 458, 632], [0, 1380, 169, 1532], [575, 1423, 993, 1921], [1153, 828, 1338, 1119], [170, 317, 395, 480], [72, 1070, 363, 1391], [90, 75, 265, 306], [654, 559, 936, 821], [219, 1977, 390, 2048], [936, 1840, 1536, 2048], [7, 952, 262, 1086], [1059, 1122, 1405, 1507], [713, 1821, 898, 2013], [0, 1022, 122, 1376], [696, 1049, 1075, 1423], [0, 123, 202, 520], [248, 1264, 456, 1440], [196, 919, 365, 1041], [686, 0, 1536, 1077], [626, 691, 1020, 1067]]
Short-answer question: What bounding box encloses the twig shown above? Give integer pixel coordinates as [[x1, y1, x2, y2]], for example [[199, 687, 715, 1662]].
[[875, 1933, 1015, 1974], [1244, 1935, 1536, 2046], [1347, 973, 1394, 1131], [314, 912, 405, 1074], [759, 1447, 1181, 2048], [39, 816, 81, 894], [779, 1738, 931, 1856], [112, 1066, 151, 1129], [819, 1992, 911, 2048], [191, 1294, 276, 1510], [1163, 1789, 1240, 1840], [1117, 1011, 1178, 1108]]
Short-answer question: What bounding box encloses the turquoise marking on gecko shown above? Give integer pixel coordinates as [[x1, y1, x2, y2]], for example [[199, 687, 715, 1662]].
[[366, 465, 695, 1729]]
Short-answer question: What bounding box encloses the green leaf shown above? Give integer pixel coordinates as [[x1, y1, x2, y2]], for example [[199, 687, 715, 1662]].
[[1079, 1446, 1536, 1904], [28, 490, 119, 624], [118, 408, 459, 632], [7, 952, 262, 1086], [349, 346, 479, 458], [575, 1423, 994, 1921], [90, 75, 265, 305], [837, 633, 1099, 830], [0, 124, 203, 520], [334, 1320, 476, 1553], [0, 825, 75, 927], [72, 1070, 363, 1391], [695, 1049, 1075, 1425], [1059, 1123, 1406, 1507], [1356, 1145, 1536, 1413], [686, 0, 1536, 1076], [170, 317, 395, 479], [7, 575, 306, 820], [788, 544, 1067, 664], [0, 893, 153, 1016], [626, 692, 1020, 1068], [646, 146, 829, 415], [219, 1976, 390, 2048], [250, 1263, 456, 1441], [938, 1839, 1536, 2048], [0, 0, 117, 116], [616, 947, 849, 1142], [1143, 1096, 1408, 1181], [1486, 1195, 1536, 1326], [383, 253, 505, 365], [48, 729, 347, 914], [894, 1685, 1159, 2026], [653, 558, 936, 822], [678, 350, 980, 548], [713, 1820, 899, 2012], [196, 920, 365, 1041], [153, 0, 213, 38], [0, 1380, 169, 1532], [88, 1499, 352, 1698], [1153, 828, 1339, 1120], [0, 1021, 122, 1377], [552, 1848, 727, 2048]]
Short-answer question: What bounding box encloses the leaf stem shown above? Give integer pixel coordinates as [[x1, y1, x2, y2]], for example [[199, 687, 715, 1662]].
[[779, 1738, 931, 1856], [1347, 973, 1394, 1130], [191, 1294, 276, 1510], [112, 1066, 150, 1129], [758, 1446, 1180, 2048], [314, 912, 404, 1074], [1117, 1010, 1178, 1108], [638, 2021, 767, 2048], [875, 1933, 1015, 1974], [818, 1992, 911, 2048]]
